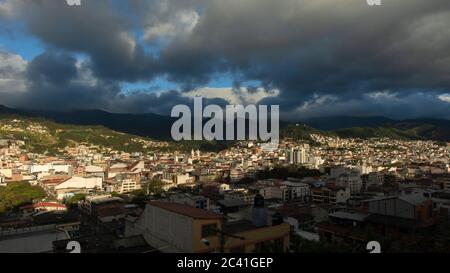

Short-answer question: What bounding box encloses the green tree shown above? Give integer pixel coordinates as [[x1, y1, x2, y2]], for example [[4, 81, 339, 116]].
[[147, 178, 167, 196], [65, 193, 86, 207], [111, 191, 121, 197], [0, 182, 46, 214]]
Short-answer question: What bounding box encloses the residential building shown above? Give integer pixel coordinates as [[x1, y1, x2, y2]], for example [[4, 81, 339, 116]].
[[168, 193, 210, 210], [29, 163, 73, 176], [106, 177, 141, 194], [55, 176, 103, 200], [81, 196, 125, 223], [258, 181, 311, 202], [337, 170, 363, 195], [85, 165, 105, 179], [282, 181, 311, 201], [287, 145, 309, 165], [125, 201, 290, 253], [312, 187, 351, 205], [365, 194, 436, 232], [20, 202, 67, 215]]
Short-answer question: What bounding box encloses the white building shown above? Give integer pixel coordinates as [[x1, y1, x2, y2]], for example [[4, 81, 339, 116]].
[[258, 180, 311, 201], [108, 178, 141, 194], [312, 187, 351, 205], [287, 145, 310, 165], [107, 163, 129, 179], [0, 168, 12, 179], [85, 165, 105, 178], [337, 170, 363, 195], [282, 181, 311, 201], [55, 176, 103, 200], [259, 184, 288, 200], [29, 163, 73, 175], [174, 173, 194, 186], [309, 156, 325, 169]]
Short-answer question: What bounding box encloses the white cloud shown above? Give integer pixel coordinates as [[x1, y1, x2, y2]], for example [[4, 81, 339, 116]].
[[183, 86, 280, 105], [368, 91, 397, 100], [144, 9, 199, 42], [0, 0, 28, 18], [295, 94, 337, 113], [74, 58, 97, 87], [0, 52, 28, 93], [0, 0, 14, 17], [438, 93, 450, 103]]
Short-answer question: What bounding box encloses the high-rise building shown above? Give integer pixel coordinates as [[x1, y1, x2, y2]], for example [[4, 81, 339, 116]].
[[286, 145, 309, 165]]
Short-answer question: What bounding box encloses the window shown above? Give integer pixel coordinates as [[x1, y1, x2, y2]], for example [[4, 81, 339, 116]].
[[201, 223, 217, 238]]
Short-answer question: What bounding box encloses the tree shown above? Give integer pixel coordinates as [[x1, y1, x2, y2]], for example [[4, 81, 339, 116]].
[[111, 191, 121, 197], [147, 178, 167, 196], [65, 193, 86, 207], [0, 182, 46, 214], [130, 189, 146, 198]]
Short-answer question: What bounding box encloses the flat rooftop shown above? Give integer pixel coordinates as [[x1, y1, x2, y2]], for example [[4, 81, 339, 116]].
[[0, 230, 70, 253], [149, 201, 223, 220]]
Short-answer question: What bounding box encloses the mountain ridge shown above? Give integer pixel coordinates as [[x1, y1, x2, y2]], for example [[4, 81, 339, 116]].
[[0, 105, 449, 142]]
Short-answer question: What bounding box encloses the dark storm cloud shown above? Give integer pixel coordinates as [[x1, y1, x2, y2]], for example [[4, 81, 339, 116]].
[[0, 0, 450, 118], [1, 0, 160, 82], [27, 52, 78, 85], [1, 50, 227, 115], [157, 0, 450, 105], [290, 92, 450, 120], [16, 51, 123, 111]]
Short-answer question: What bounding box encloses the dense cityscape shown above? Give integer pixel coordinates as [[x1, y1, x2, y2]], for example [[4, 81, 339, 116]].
[[0, 117, 449, 253]]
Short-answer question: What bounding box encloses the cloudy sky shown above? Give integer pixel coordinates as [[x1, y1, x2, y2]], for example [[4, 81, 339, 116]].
[[0, 0, 449, 120]]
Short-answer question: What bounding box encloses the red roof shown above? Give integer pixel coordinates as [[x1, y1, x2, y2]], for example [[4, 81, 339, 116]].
[[149, 201, 223, 220], [20, 202, 66, 210], [40, 177, 70, 185]]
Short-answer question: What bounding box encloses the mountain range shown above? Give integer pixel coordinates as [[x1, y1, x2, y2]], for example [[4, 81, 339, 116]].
[[1, 105, 449, 142]]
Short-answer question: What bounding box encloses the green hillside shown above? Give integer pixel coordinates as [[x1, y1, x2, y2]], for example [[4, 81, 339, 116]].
[[334, 127, 422, 140], [0, 110, 445, 157], [281, 123, 335, 140], [0, 114, 175, 155]]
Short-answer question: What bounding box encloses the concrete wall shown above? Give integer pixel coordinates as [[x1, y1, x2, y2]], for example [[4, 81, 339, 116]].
[[369, 198, 415, 219], [127, 204, 194, 253]]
